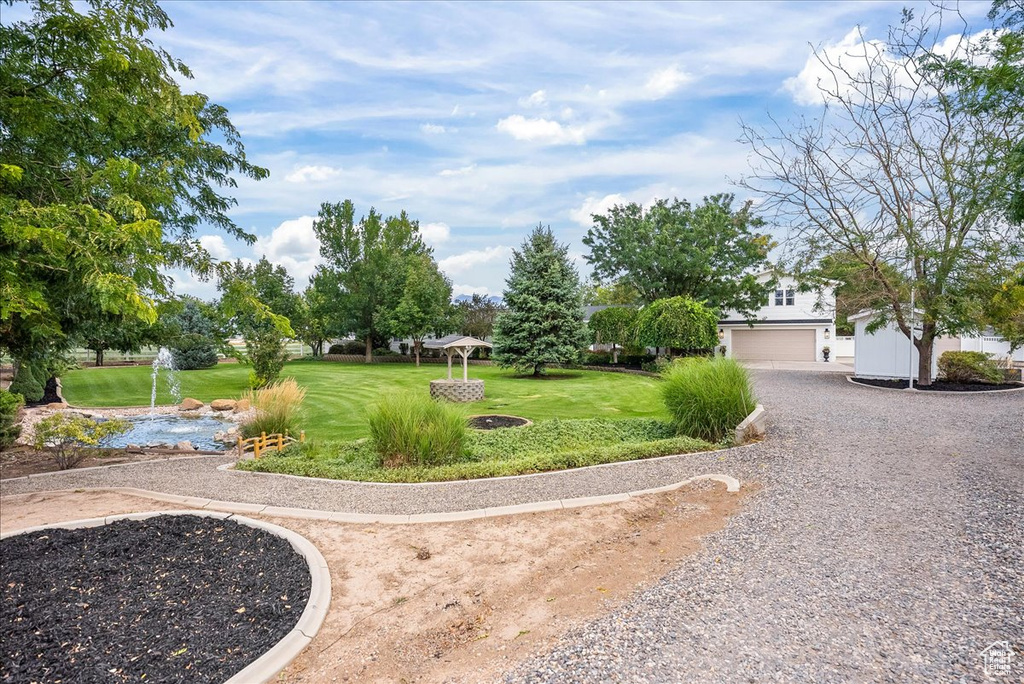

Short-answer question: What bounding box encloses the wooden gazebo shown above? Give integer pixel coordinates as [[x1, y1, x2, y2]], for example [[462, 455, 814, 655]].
[[424, 335, 492, 401]]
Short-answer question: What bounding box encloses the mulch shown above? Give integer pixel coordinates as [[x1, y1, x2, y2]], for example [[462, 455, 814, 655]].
[[468, 415, 530, 430], [1, 515, 311, 684], [851, 377, 1023, 392], [0, 446, 207, 480]]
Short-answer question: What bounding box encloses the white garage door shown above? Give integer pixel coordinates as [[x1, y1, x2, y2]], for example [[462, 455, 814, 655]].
[[732, 329, 815, 362]]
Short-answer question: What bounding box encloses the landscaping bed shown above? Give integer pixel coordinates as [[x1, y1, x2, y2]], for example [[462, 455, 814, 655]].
[[0, 515, 311, 683], [236, 418, 720, 483], [468, 414, 530, 430], [851, 377, 1023, 392], [0, 445, 208, 479]]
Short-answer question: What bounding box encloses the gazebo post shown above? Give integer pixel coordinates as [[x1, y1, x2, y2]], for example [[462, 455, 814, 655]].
[[459, 346, 470, 382], [446, 349, 453, 380]]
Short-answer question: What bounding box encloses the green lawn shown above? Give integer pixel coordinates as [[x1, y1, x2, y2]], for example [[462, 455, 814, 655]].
[[62, 360, 668, 441]]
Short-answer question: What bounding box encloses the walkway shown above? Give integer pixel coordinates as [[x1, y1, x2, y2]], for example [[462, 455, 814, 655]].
[[507, 372, 1023, 683]]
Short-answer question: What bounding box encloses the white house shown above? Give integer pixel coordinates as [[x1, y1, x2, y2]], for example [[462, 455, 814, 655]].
[[849, 310, 1023, 380], [719, 273, 836, 362]]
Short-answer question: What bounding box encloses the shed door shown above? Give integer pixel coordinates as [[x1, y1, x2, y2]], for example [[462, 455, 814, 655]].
[[732, 329, 815, 361]]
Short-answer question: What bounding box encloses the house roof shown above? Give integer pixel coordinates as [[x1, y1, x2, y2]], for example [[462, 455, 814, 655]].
[[423, 334, 493, 349]]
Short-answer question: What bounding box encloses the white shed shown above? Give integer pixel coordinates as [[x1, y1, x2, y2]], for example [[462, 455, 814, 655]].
[[849, 310, 962, 380]]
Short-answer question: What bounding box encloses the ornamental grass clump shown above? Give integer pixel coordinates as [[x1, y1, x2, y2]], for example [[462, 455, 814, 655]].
[[661, 356, 756, 442], [367, 392, 467, 468], [241, 377, 306, 438], [32, 414, 130, 469]]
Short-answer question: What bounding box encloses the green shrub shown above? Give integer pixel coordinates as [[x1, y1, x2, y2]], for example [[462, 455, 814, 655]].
[[367, 392, 467, 468], [241, 378, 307, 438], [938, 351, 1002, 384], [171, 335, 219, 370], [9, 363, 44, 402], [582, 351, 612, 365], [0, 389, 25, 448], [246, 329, 289, 388], [662, 356, 756, 442], [33, 414, 130, 469], [327, 340, 367, 355]]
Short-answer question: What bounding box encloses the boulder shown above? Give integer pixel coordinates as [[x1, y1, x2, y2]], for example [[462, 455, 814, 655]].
[[210, 399, 236, 411], [175, 441, 195, 451], [46, 402, 67, 409], [179, 398, 204, 411], [126, 443, 141, 450], [234, 398, 251, 412], [226, 425, 239, 435]]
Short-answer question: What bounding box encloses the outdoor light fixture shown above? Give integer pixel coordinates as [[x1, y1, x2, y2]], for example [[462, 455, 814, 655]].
[[718, 328, 725, 340], [824, 328, 831, 340]]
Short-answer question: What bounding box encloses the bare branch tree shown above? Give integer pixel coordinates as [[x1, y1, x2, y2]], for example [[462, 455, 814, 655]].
[[739, 7, 1023, 384]]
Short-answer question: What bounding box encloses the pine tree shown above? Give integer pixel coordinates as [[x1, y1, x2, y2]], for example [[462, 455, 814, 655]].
[[493, 225, 590, 376]]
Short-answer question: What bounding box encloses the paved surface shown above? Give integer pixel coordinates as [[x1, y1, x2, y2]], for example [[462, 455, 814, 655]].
[[508, 372, 1023, 683], [740, 359, 853, 372]]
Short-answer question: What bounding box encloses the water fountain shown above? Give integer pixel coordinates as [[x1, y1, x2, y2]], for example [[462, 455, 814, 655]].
[[150, 347, 181, 411]]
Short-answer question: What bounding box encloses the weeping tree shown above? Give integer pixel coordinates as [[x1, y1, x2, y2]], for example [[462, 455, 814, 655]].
[[633, 297, 718, 357], [587, 306, 637, 363], [740, 7, 1023, 385]]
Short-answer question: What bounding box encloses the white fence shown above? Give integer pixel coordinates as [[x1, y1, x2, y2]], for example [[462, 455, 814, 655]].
[[979, 336, 1024, 363], [831, 336, 855, 358]]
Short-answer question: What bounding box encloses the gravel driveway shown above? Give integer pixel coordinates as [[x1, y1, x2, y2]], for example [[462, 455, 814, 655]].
[[508, 372, 1023, 683]]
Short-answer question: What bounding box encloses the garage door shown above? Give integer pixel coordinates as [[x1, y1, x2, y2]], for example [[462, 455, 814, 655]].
[[732, 329, 815, 361]]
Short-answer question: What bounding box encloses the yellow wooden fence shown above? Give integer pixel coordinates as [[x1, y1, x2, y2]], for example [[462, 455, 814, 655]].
[[237, 431, 305, 459]]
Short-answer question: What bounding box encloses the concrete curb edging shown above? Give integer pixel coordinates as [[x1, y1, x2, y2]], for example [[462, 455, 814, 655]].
[[845, 375, 1024, 394], [734, 404, 767, 445], [0, 511, 331, 684], [2, 474, 742, 526]]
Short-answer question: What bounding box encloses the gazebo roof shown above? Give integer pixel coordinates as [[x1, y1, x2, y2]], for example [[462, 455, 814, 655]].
[[424, 335, 493, 349]]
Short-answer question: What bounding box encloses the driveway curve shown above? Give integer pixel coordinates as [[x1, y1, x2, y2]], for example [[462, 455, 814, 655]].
[[507, 371, 1023, 683]]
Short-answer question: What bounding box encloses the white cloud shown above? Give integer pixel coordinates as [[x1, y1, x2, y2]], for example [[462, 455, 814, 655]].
[[439, 246, 514, 276], [420, 123, 448, 134], [569, 193, 628, 227], [284, 165, 342, 183], [420, 222, 451, 245], [257, 216, 323, 285], [496, 115, 586, 145], [643, 65, 691, 99], [518, 89, 547, 107], [198, 234, 233, 261], [439, 164, 477, 177]]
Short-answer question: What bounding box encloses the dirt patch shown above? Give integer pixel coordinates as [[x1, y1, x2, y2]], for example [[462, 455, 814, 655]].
[[467, 415, 530, 430], [851, 377, 1023, 392], [0, 483, 751, 683], [0, 446, 214, 480]]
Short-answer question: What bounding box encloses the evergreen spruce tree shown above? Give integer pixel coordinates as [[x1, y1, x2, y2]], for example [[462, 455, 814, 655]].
[[493, 225, 589, 376]]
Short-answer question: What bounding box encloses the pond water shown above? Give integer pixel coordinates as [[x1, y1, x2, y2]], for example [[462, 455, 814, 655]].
[[101, 415, 233, 451]]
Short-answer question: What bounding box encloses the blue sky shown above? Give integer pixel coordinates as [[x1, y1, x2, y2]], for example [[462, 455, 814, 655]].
[[98, 1, 994, 298]]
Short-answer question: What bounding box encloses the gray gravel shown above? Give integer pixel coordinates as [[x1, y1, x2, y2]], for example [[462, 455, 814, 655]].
[[506, 372, 1023, 683]]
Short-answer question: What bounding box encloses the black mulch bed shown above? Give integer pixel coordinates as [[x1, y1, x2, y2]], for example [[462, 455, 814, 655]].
[[1, 515, 311, 684], [851, 377, 1023, 392], [468, 415, 530, 430]]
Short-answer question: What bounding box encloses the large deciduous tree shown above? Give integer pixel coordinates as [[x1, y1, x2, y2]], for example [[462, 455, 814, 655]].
[[492, 225, 589, 376], [740, 8, 1023, 385], [454, 294, 504, 341], [312, 200, 430, 362], [587, 306, 637, 363], [582, 194, 775, 314], [633, 297, 718, 356], [390, 253, 454, 366], [0, 0, 265, 369]]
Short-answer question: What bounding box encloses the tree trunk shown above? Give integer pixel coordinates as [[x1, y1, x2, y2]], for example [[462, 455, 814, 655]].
[[533, 364, 543, 377], [364, 335, 373, 364], [414, 340, 421, 367], [612, 344, 619, 364], [95, 348, 103, 366], [915, 322, 936, 386]]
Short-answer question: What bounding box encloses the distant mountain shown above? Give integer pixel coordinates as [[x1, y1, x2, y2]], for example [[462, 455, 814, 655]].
[[453, 294, 504, 305]]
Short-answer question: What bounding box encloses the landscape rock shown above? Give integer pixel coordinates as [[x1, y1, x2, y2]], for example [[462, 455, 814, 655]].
[[179, 398, 204, 411], [226, 425, 239, 435], [174, 441, 195, 451], [210, 399, 236, 411], [126, 443, 141, 450], [234, 398, 251, 412], [45, 402, 66, 409]]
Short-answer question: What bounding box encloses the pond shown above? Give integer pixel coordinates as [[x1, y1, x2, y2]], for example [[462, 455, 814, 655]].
[[101, 414, 233, 451]]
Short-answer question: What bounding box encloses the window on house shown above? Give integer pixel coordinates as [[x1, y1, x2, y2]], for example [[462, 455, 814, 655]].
[[774, 289, 784, 306], [785, 288, 795, 306]]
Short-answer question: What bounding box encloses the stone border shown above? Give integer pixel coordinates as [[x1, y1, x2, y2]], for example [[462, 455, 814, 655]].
[[0, 511, 330, 684], [845, 375, 1024, 394], [1, 474, 742, 525], [466, 414, 534, 429]]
